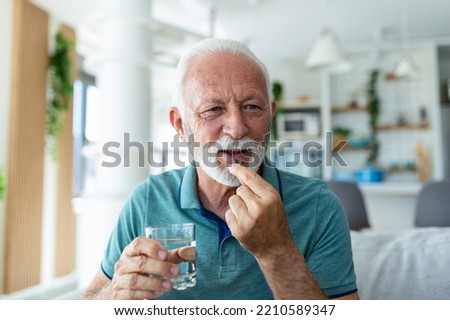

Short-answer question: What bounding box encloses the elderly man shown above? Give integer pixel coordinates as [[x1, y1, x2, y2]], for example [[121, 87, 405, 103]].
[[82, 38, 359, 300]]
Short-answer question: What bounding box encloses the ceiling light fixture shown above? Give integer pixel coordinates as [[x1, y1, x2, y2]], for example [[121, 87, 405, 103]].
[[305, 27, 352, 73], [394, 54, 418, 79], [393, 0, 419, 79]]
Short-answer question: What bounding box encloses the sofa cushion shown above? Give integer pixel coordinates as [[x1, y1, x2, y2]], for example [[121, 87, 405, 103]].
[[350, 227, 450, 299]]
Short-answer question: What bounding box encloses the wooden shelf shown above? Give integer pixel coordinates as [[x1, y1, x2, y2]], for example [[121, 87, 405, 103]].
[[276, 136, 322, 144], [340, 146, 373, 152], [375, 122, 430, 131], [385, 167, 417, 174], [332, 140, 372, 153], [331, 104, 368, 113], [280, 99, 320, 109]]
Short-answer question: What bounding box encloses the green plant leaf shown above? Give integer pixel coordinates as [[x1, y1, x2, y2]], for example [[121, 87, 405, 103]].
[[46, 30, 74, 160], [366, 68, 381, 166], [0, 168, 5, 201]]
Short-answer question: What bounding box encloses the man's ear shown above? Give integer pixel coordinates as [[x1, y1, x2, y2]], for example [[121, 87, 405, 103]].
[[169, 107, 186, 141], [271, 100, 277, 118]]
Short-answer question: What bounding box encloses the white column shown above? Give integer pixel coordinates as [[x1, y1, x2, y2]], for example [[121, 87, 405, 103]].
[[320, 72, 333, 180], [77, 0, 153, 289]]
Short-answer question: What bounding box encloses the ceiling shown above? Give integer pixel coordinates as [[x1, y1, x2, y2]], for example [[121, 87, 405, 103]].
[[31, 0, 450, 64]]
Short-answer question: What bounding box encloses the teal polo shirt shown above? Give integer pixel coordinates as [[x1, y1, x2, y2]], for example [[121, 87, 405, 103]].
[[101, 160, 357, 299]]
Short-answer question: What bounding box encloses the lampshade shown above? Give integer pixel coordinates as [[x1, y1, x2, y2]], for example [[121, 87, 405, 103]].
[[394, 54, 418, 79], [393, 0, 419, 80], [305, 28, 351, 73]]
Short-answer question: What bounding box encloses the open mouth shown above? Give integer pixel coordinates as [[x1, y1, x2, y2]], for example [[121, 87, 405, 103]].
[[203, 138, 264, 166], [217, 149, 252, 164]]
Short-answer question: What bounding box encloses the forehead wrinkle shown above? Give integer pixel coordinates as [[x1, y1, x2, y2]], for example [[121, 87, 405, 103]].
[[190, 53, 264, 82], [184, 53, 269, 107]]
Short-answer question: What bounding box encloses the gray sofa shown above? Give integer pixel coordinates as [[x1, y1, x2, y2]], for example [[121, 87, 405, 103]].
[[350, 227, 450, 299]]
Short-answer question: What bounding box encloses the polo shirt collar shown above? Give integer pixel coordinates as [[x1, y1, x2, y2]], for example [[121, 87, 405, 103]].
[[178, 163, 201, 209], [178, 158, 280, 210]]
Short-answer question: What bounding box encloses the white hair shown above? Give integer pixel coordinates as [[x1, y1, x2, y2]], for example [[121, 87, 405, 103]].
[[173, 38, 273, 117]]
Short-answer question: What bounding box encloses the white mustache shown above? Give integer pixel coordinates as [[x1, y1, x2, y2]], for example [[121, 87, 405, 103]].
[[205, 136, 264, 154]]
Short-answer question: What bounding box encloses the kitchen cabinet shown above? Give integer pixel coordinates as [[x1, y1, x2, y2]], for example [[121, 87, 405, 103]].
[[276, 101, 321, 141], [271, 101, 323, 178]]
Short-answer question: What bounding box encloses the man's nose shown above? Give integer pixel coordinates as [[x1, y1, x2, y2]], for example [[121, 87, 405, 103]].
[[223, 109, 249, 139]]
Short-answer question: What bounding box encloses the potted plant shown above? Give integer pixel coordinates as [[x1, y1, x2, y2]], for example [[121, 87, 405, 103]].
[[47, 30, 74, 159], [356, 69, 384, 182], [333, 126, 352, 143]]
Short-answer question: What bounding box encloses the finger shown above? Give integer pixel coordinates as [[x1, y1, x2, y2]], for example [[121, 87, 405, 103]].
[[136, 290, 165, 300], [225, 208, 239, 231], [228, 194, 249, 219], [167, 246, 196, 264], [236, 185, 256, 202], [133, 290, 165, 300], [123, 237, 168, 261], [114, 255, 179, 279], [112, 274, 173, 298], [228, 164, 272, 197], [234, 185, 261, 218], [236, 185, 252, 197], [225, 208, 249, 243], [113, 289, 165, 300]]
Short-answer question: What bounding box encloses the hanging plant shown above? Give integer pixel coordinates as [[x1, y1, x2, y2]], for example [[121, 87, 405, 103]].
[[271, 81, 283, 141], [366, 69, 381, 166], [355, 69, 385, 183], [47, 31, 74, 159], [0, 168, 5, 201]]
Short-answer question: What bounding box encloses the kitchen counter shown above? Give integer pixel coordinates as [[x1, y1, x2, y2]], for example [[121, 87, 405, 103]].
[[357, 182, 423, 232], [358, 181, 423, 196]]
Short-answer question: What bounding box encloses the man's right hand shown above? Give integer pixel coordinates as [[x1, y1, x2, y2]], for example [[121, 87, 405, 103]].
[[82, 237, 196, 300], [111, 236, 179, 299]]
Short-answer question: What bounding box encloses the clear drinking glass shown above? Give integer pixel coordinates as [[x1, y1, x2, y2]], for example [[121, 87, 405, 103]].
[[145, 223, 196, 290]]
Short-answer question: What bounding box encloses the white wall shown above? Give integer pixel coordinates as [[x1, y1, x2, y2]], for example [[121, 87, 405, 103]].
[[0, 0, 13, 294], [266, 57, 321, 103]]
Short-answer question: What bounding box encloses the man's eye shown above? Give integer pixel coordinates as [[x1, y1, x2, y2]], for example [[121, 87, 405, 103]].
[[200, 106, 224, 118], [208, 106, 223, 113], [244, 104, 261, 111]]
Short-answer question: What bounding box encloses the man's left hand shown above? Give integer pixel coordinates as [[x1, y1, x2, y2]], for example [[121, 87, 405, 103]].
[[225, 164, 292, 258]]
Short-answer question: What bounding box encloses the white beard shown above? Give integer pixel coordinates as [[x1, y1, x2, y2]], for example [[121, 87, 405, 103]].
[[183, 124, 265, 187]]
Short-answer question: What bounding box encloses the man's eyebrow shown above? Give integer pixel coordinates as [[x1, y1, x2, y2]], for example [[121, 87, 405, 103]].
[[242, 93, 266, 102], [194, 97, 224, 110], [201, 97, 223, 104], [243, 93, 257, 100]]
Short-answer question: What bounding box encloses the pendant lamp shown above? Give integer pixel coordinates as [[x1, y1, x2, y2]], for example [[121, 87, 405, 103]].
[[394, 54, 418, 79], [305, 27, 351, 73], [393, 0, 419, 79]]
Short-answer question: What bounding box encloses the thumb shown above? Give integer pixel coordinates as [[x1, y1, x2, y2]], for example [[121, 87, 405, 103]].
[[168, 246, 196, 264]]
